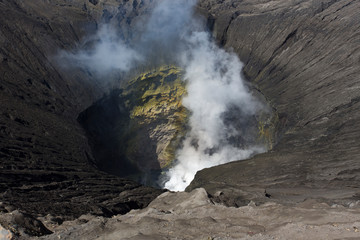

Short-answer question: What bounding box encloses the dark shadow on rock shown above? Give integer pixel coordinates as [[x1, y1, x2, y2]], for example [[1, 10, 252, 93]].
[[78, 89, 162, 186]]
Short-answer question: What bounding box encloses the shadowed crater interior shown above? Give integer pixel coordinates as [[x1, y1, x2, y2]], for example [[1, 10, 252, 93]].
[[78, 65, 278, 188], [78, 66, 189, 186]]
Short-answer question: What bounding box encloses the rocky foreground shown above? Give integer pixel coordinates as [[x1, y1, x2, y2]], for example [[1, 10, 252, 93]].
[[1, 0, 360, 239], [2, 188, 359, 240]]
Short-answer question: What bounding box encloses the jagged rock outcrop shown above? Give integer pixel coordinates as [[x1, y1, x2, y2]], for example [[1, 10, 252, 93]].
[[188, 0, 360, 206], [78, 66, 188, 185]]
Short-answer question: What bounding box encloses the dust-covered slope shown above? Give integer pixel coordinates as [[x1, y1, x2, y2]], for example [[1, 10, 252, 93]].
[[188, 0, 360, 205], [0, 0, 163, 231]]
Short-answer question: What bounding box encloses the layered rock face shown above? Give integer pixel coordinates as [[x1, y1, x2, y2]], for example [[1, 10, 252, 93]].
[[1, 0, 360, 238], [189, 0, 360, 205], [0, 0, 163, 228]]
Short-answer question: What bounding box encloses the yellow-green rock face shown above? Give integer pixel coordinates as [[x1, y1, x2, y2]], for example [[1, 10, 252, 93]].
[[121, 66, 188, 169], [257, 112, 279, 150], [119, 66, 276, 171]]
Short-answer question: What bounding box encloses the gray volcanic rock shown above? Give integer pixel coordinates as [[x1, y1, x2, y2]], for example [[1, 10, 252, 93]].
[[0, 0, 163, 235], [1, 0, 360, 238], [188, 0, 360, 205], [32, 188, 360, 240], [0, 210, 52, 237]]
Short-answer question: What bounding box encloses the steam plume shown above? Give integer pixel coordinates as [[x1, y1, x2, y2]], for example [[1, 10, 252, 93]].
[[58, 0, 266, 191], [164, 31, 265, 191], [58, 26, 143, 76]]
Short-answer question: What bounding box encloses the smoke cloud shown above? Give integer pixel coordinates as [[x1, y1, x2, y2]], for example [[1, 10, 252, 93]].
[[59, 0, 267, 191], [163, 31, 265, 191], [58, 26, 143, 76]]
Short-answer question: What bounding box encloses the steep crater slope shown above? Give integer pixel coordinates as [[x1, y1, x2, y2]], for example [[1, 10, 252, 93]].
[[1, 0, 360, 236], [189, 0, 360, 206], [0, 0, 164, 235]]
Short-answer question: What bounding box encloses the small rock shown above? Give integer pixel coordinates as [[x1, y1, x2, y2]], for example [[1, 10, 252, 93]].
[[214, 191, 224, 197], [89, 0, 98, 5], [0, 225, 13, 239], [4, 205, 16, 213], [11, 210, 53, 236]]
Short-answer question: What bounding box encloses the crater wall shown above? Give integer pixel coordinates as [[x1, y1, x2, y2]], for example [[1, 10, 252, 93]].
[[0, 0, 163, 223], [188, 0, 360, 206]]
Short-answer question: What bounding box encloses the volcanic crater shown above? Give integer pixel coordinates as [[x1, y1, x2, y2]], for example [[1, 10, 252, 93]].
[[1, 0, 360, 239]]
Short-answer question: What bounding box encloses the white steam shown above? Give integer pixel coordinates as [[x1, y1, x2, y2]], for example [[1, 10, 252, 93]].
[[164, 31, 265, 191], [58, 26, 143, 76], [59, 0, 266, 191]]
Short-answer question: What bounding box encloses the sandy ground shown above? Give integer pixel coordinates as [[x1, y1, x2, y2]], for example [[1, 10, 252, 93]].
[[25, 188, 360, 240]]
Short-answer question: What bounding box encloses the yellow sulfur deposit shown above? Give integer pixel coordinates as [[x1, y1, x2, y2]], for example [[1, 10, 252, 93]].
[[257, 112, 279, 150], [121, 66, 188, 169]]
